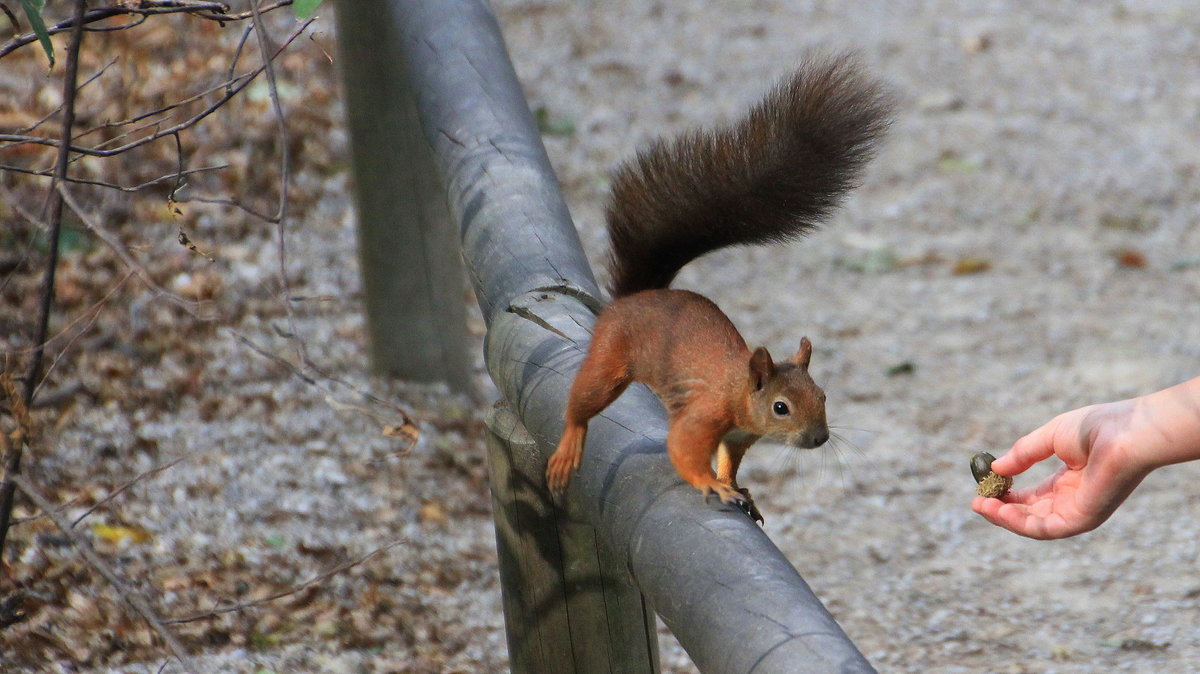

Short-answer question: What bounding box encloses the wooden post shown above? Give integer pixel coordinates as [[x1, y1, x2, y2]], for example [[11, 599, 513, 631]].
[[486, 403, 659, 673], [333, 0, 474, 393], [376, 1, 877, 671]]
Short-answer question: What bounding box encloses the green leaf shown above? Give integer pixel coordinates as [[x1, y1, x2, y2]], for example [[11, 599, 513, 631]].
[[534, 106, 577, 137], [294, 0, 323, 19], [17, 0, 54, 68]]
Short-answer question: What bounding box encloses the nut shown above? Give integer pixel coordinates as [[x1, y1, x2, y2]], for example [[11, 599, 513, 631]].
[[970, 451, 1012, 498]]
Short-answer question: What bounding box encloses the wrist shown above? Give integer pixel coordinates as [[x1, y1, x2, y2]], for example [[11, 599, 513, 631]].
[[1127, 377, 1200, 471]]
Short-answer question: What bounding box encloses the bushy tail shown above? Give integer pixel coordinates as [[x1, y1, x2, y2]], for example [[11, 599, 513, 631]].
[[605, 53, 894, 298]]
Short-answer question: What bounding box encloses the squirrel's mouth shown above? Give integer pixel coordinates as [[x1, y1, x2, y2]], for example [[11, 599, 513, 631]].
[[791, 428, 830, 449]]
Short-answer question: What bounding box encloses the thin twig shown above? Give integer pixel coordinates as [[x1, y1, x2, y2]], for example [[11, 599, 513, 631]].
[[172, 195, 277, 222], [83, 114, 172, 152], [249, 1, 306, 368], [11, 473, 198, 674], [234, 332, 316, 386], [28, 381, 84, 409], [57, 184, 197, 311], [0, 1, 296, 59], [0, 0, 88, 565], [0, 19, 316, 158], [0, 1, 251, 59], [164, 540, 406, 625], [0, 163, 229, 192], [0, 183, 42, 297], [1, 4, 19, 33], [192, 0, 292, 21], [226, 22, 256, 94], [31, 270, 134, 401], [76, 70, 250, 138], [232, 331, 420, 448], [14, 57, 120, 136], [168, 132, 186, 201], [5, 446, 187, 528], [71, 454, 193, 528], [80, 13, 150, 34]]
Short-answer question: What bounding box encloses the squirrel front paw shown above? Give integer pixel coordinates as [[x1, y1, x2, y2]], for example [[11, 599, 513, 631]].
[[701, 483, 764, 524]]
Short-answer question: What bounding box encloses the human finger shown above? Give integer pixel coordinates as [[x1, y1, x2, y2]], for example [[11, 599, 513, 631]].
[[971, 496, 1074, 540], [990, 420, 1061, 476]]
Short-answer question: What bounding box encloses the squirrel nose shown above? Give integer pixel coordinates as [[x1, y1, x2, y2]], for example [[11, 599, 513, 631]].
[[811, 430, 829, 447]]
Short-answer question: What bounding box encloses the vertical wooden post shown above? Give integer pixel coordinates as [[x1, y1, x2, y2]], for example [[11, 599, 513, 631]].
[[352, 2, 877, 670], [486, 402, 660, 673], [333, 1, 474, 392]]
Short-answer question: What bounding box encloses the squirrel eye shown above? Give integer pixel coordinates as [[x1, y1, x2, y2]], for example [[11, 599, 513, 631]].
[[772, 401, 790, 416]]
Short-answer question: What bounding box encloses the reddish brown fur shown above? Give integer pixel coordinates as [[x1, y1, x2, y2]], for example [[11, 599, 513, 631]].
[[545, 290, 829, 513]]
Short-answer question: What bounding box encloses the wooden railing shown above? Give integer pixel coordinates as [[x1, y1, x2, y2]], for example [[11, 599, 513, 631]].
[[336, 1, 875, 672]]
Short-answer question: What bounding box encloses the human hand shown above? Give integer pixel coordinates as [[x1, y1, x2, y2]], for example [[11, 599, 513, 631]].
[[971, 400, 1152, 539]]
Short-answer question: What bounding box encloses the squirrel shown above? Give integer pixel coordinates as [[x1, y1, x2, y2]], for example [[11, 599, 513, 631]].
[[545, 54, 893, 522]]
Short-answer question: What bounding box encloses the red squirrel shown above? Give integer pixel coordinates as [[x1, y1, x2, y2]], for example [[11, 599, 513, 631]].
[[545, 54, 892, 521]]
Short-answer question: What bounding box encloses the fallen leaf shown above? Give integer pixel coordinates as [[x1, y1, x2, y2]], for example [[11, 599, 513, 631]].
[[952, 257, 991, 275], [420, 502, 448, 526], [1114, 248, 1147, 268], [90, 524, 152, 545]]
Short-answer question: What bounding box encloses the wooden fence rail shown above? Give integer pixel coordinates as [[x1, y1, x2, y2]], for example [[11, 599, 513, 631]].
[[336, 1, 876, 672]]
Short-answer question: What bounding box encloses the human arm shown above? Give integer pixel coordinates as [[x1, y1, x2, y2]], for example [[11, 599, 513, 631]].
[[971, 376, 1200, 539]]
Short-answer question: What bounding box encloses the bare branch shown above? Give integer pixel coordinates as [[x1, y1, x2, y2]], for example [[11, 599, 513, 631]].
[[227, 23, 256, 92], [231, 331, 420, 449], [75, 69, 252, 139], [164, 540, 407, 625], [31, 270, 134, 400], [173, 194, 277, 223], [57, 184, 199, 311], [0, 1, 299, 60], [193, 0, 293, 22], [71, 454, 193, 528], [0, 163, 228, 192], [0, 19, 316, 158], [14, 57, 120, 136], [0, 1, 271, 59], [12, 473, 198, 674], [1, 5, 19, 33], [249, 1, 305, 368], [0, 0, 89, 565]]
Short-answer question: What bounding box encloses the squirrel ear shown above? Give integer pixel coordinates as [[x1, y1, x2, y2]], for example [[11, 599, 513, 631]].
[[792, 337, 813, 370], [749, 347, 775, 391]]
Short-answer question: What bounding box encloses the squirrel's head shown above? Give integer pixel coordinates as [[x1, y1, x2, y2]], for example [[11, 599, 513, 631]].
[[746, 337, 829, 448]]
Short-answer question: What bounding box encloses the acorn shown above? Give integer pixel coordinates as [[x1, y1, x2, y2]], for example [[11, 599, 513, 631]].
[[970, 451, 1012, 499]]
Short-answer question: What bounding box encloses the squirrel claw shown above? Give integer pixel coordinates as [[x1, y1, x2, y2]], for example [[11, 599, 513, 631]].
[[545, 452, 572, 494], [702, 484, 762, 524], [734, 487, 764, 525]]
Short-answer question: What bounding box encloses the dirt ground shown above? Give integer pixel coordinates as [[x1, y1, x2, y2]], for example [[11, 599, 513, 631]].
[[3, 1, 1200, 672]]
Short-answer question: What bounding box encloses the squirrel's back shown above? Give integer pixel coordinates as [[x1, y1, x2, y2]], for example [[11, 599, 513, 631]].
[[605, 53, 893, 298]]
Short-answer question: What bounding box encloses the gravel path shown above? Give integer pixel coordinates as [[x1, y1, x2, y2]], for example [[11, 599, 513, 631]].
[[501, 2, 1200, 671]]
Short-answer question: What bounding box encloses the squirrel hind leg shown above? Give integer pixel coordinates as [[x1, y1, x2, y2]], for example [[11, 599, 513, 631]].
[[546, 422, 587, 493], [547, 328, 633, 494]]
